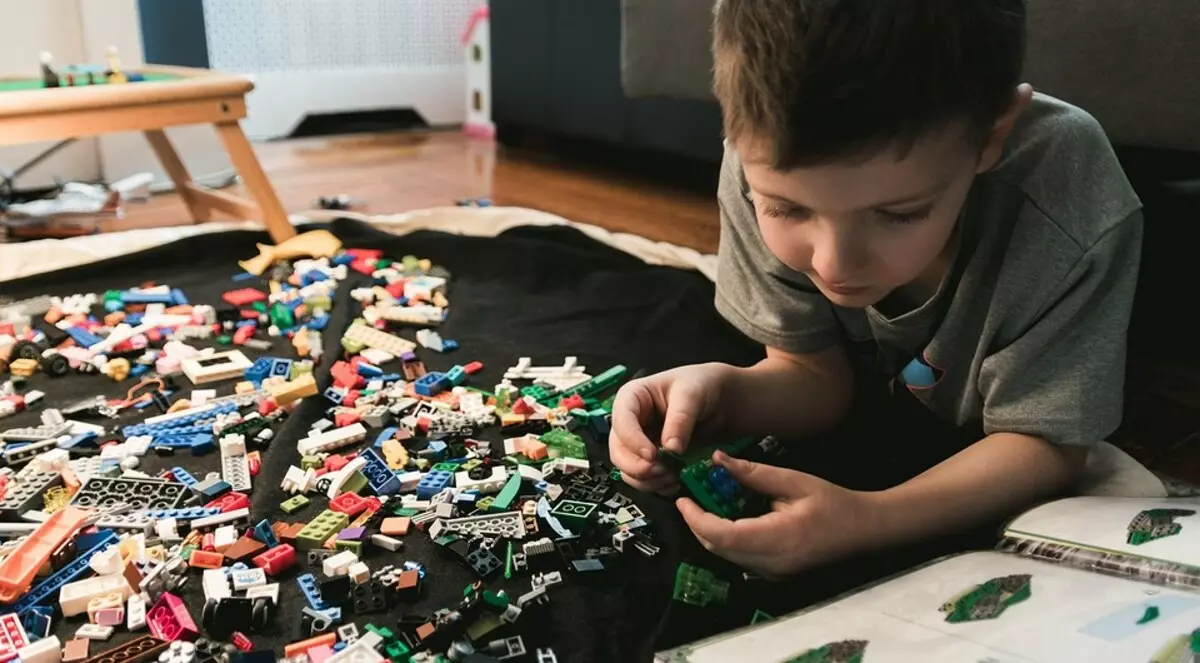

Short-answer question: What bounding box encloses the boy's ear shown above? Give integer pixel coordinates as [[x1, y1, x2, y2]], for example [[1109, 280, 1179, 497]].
[[976, 83, 1035, 173]]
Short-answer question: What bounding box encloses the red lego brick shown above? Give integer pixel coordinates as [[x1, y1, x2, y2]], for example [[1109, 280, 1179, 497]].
[[252, 544, 295, 576], [222, 289, 267, 307], [206, 492, 250, 513], [328, 492, 368, 516]]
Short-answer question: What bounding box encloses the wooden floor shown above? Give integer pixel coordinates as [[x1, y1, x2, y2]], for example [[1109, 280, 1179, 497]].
[[91, 129, 722, 253]]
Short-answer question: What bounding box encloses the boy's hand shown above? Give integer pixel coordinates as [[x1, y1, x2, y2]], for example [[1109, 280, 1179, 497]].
[[676, 450, 880, 578], [608, 364, 733, 493]]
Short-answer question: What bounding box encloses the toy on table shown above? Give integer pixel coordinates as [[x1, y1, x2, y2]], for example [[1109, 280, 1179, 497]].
[[36, 47, 144, 88], [238, 229, 344, 276], [658, 434, 784, 520]]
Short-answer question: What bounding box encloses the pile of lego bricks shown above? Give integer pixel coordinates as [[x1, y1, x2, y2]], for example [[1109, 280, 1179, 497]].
[[0, 218, 770, 663]]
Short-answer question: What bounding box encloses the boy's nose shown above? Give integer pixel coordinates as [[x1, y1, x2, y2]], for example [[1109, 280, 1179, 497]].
[[811, 235, 867, 287]]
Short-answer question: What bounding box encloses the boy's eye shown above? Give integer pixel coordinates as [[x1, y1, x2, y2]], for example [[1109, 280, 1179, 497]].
[[879, 205, 933, 224], [760, 203, 811, 220]]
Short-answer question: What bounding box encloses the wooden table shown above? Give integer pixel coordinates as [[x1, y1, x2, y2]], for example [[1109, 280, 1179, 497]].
[[0, 65, 295, 243]]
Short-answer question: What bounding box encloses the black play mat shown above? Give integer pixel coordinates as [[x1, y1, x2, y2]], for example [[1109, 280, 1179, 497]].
[[0, 218, 997, 661]]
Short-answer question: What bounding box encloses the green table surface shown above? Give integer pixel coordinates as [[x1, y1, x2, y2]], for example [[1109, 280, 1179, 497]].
[[0, 72, 181, 92]]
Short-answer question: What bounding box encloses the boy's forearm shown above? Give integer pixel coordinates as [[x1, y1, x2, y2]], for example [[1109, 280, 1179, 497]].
[[721, 346, 854, 440], [866, 433, 1087, 547]]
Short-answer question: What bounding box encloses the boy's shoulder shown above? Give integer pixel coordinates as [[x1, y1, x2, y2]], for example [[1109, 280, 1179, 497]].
[[985, 93, 1142, 250]]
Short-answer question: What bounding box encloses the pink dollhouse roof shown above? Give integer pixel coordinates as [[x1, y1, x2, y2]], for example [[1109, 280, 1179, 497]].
[[462, 6, 489, 45]]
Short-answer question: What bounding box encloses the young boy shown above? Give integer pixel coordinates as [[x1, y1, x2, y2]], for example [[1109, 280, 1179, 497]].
[[609, 0, 1143, 579]]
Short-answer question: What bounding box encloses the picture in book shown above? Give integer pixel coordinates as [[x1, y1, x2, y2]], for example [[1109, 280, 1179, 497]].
[[1004, 496, 1200, 566], [671, 552, 1200, 663]]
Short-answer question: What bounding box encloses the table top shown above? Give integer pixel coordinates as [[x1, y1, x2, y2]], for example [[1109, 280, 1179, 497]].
[[0, 65, 252, 118]]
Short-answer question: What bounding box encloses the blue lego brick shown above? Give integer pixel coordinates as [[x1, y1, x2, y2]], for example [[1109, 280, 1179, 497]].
[[245, 357, 274, 383], [64, 326, 102, 348], [122, 402, 238, 437], [140, 507, 220, 521], [12, 530, 119, 611], [373, 427, 399, 448], [124, 313, 144, 325], [235, 319, 258, 330], [270, 359, 293, 379], [197, 480, 231, 500], [307, 314, 330, 331], [297, 573, 329, 610], [130, 364, 151, 379], [57, 432, 97, 450], [356, 363, 383, 378], [301, 271, 330, 286], [169, 466, 199, 488], [332, 642, 346, 653], [189, 434, 215, 455], [359, 448, 402, 496], [19, 606, 53, 640], [104, 299, 124, 313], [378, 373, 402, 383], [232, 272, 256, 281], [416, 470, 453, 499], [445, 365, 467, 386], [253, 519, 279, 547], [454, 492, 478, 508], [442, 339, 459, 352], [426, 440, 447, 458], [323, 387, 345, 405], [121, 290, 173, 304], [313, 606, 341, 623], [170, 288, 189, 306], [413, 372, 449, 397]]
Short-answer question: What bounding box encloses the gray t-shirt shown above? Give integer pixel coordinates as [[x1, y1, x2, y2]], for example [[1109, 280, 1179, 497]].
[[715, 93, 1144, 448]]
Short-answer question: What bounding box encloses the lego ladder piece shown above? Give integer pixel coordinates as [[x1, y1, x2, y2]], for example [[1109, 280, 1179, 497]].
[[0, 506, 90, 602]]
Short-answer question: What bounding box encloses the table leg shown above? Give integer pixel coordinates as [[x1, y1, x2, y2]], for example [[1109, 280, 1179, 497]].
[[144, 130, 212, 224], [214, 120, 296, 243]]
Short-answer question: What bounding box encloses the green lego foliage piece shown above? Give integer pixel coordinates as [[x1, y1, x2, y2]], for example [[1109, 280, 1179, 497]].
[[492, 473, 522, 511], [334, 539, 363, 555], [431, 462, 461, 473], [251, 301, 267, 313], [280, 495, 310, 514], [393, 507, 419, 517], [537, 364, 627, 405], [483, 589, 510, 610], [339, 470, 369, 495], [295, 509, 350, 550], [217, 335, 232, 345], [540, 428, 586, 460], [673, 563, 729, 607]]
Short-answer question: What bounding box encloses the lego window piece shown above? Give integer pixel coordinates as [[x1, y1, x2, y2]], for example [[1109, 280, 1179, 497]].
[[182, 351, 253, 385]]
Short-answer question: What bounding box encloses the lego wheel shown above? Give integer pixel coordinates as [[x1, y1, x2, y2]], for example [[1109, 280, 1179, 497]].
[[40, 352, 69, 376], [11, 340, 40, 360]]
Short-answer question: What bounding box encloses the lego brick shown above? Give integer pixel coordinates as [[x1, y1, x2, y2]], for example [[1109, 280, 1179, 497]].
[[70, 476, 187, 511]]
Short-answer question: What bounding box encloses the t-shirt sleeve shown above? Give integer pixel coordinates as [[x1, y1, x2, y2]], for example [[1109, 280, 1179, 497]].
[[713, 145, 843, 354], [978, 211, 1143, 447]]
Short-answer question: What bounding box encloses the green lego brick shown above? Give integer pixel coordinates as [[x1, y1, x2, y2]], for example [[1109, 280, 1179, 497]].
[[673, 563, 729, 607], [549, 499, 597, 531], [365, 624, 394, 640], [217, 335, 232, 345], [483, 589, 510, 610], [334, 539, 363, 555], [300, 455, 323, 470], [384, 641, 411, 659], [537, 364, 627, 405], [474, 496, 495, 511], [280, 495, 310, 514], [540, 428, 586, 460], [431, 462, 461, 473], [393, 507, 419, 517], [520, 384, 555, 402], [269, 302, 295, 329], [492, 473, 521, 511], [679, 460, 745, 519], [295, 509, 350, 550]]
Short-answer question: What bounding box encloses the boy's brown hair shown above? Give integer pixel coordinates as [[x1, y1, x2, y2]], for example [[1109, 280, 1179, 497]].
[[713, 0, 1027, 169]]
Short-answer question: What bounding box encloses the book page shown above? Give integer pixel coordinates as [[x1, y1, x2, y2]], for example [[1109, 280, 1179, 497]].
[[659, 552, 1200, 663], [1005, 496, 1200, 567]]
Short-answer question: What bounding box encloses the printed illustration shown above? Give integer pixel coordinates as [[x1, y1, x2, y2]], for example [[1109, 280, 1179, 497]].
[[786, 639, 868, 663], [1148, 627, 1200, 663], [940, 574, 1032, 623], [1128, 509, 1197, 546]]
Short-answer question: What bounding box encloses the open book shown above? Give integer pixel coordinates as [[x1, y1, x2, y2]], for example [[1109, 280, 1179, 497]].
[[656, 496, 1200, 663]]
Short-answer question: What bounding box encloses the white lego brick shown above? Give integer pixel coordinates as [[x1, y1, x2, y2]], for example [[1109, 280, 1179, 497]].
[[517, 464, 544, 482], [213, 525, 238, 551], [190, 389, 217, 406], [155, 518, 180, 542], [88, 545, 124, 575], [342, 323, 416, 355], [14, 635, 61, 663], [125, 435, 152, 457], [181, 350, 253, 385], [231, 567, 267, 591], [59, 573, 134, 617], [203, 568, 231, 602], [323, 550, 359, 577], [454, 466, 508, 494], [244, 582, 279, 604], [326, 456, 367, 498], [370, 534, 403, 552], [358, 630, 384, 651], [297, 423, 367, 456], [75, 623, 114, 640], [127, 593, 147, 630], [281, 466, 315, 493], [192, 507, 250, 530], [347, 561, 370, 585]]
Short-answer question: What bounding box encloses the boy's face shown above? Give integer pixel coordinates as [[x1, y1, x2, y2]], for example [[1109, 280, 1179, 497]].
[[739, 126, 990, 309]]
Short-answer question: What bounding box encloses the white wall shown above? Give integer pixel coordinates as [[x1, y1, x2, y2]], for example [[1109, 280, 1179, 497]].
[[0, 0, 100, 188]]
